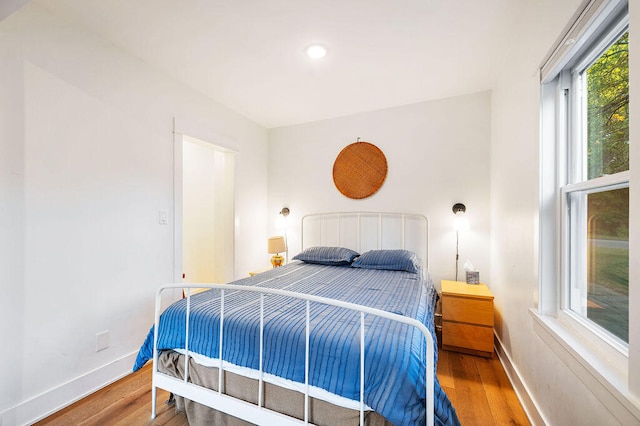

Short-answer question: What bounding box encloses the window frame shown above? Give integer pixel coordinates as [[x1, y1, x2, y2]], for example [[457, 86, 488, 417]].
[[561, 180, 629, 355], [539, 0, 630, 377], [562, 22, 630, 350]]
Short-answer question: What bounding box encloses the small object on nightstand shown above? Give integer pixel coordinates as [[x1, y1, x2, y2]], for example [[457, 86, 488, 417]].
[[463, 260, 479, 284], [466, 270, 480, 284], [441, 280, 494, 358], [268, 235, 286, 267]]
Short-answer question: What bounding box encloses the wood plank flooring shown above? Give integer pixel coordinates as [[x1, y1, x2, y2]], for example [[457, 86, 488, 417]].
[[34, 364, 188, 426], [437, 350, 530, 426], [36, 350, 529, 425]]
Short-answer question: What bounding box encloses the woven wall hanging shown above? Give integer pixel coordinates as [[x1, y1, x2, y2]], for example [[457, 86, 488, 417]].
[[332, 140, 387, 199]]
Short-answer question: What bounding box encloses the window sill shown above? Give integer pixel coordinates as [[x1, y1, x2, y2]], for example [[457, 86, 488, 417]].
[[530, 309, 640, 423]]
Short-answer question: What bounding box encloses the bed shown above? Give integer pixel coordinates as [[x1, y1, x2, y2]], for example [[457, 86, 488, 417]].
[[133, 212, 459, 426]]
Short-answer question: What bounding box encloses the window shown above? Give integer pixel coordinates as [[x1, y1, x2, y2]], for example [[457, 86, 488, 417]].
[[540, 0, 629, 352], [564, 29, 629, 345]]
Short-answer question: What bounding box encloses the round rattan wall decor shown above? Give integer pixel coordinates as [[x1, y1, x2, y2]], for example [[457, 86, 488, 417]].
[[332, 141, 388, 199]]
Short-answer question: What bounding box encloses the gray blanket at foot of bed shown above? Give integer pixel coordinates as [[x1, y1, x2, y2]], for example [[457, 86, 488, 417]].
[[158, 350, 392, 426]]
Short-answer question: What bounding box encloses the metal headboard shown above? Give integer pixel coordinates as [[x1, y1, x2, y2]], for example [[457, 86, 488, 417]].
[[301, 212, 429, 271]]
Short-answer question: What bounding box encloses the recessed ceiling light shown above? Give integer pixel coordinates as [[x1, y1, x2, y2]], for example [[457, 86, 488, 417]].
[[306, 45, 327, 59]]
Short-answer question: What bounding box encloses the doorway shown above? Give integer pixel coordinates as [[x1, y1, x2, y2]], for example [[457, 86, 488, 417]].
[[178, 134, 235, 284]]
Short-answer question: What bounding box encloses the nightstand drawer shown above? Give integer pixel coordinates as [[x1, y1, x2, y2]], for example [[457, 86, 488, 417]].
[[442, 296, 494, 326], [442, 322, 494, 353]]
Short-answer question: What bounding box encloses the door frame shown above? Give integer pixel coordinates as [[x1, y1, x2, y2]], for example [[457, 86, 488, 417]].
[[172, 118, 238, 284]]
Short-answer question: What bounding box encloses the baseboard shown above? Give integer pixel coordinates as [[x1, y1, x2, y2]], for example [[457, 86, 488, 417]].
[[494, 334, 548, 426], [0, 351, 138, 426]]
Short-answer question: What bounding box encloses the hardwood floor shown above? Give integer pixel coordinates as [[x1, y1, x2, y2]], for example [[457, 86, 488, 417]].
[[437, 350, 530, 426], [34, 364, 189, 426], [36, 350, 529, 426]]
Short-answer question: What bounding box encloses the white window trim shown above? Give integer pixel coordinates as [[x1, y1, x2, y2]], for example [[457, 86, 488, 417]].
[[530, 310, 640, 424], [538, 0, 636, 420]]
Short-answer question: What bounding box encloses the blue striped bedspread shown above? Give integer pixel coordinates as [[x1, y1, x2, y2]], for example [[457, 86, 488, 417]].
[[134, 262, 459, 426]]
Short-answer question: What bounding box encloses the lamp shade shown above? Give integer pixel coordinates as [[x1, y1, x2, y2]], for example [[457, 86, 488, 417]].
[[453, 211, 470, 232], [452, 203, 470, 232], [268, 236, 286, 254]]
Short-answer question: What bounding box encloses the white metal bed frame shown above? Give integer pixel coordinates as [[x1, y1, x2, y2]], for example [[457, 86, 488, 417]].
[[150, 212, 434, 426]]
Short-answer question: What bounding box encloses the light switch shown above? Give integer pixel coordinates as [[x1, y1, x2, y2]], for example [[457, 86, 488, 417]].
[[159, 211, 168, 225]]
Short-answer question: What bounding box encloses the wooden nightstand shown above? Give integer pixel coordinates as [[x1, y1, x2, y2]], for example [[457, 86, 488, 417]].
[[441, 280, 494, 358], [249, 266, 273, 276]]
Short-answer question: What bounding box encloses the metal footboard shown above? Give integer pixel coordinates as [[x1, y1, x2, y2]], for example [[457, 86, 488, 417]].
[[151, 283, 435, 426]]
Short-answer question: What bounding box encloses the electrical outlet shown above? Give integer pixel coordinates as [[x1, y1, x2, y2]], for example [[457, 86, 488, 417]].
[[96, 330, 110, 352]]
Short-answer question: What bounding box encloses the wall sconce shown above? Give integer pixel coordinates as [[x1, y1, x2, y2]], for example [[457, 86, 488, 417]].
[[452, 203, 469, 281], [268, 235, 287, 267], [279, 207, 290, 263], [452, 203, 470, 231]]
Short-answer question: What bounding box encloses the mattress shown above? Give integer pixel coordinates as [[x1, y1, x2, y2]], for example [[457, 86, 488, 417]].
[[134, 261, 459, 426]]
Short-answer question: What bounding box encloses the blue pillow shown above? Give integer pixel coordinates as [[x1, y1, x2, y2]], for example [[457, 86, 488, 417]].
[[292, 246, 360, 266], [351, 249, 421, 273]]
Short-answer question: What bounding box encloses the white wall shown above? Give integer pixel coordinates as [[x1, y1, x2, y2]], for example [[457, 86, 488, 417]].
[[491, 0, 640, 424], [0, 4, 268, 424], [267, 92, 491, 288]]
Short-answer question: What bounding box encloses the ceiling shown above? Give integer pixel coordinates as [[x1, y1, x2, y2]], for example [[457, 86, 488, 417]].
[[33, 0, 525, 128]]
